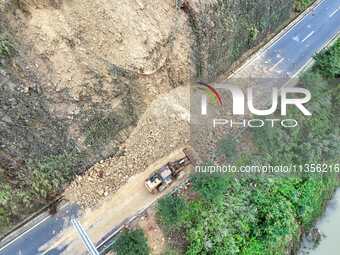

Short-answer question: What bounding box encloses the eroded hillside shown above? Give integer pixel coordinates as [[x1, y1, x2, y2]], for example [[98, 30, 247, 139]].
[[0, 0, 294, 234]]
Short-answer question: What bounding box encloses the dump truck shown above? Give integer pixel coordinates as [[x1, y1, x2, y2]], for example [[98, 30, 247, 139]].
[[145, 148, 194, 193]]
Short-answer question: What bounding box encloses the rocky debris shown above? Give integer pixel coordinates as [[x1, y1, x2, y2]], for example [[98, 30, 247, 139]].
[[66, 86, 190, 208], [307, 227, 322, 244], [1, 0, 191, 167], [1, 0, 296, 222]]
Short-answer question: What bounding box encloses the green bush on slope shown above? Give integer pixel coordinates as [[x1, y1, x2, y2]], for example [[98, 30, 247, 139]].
[[157, 39, 340, 254], [0, 151, 83, 234], [294, 0, 315, 12], [157, 195, 187, 231], [114, 229, 150, 255], [0, 34, 13, 58]]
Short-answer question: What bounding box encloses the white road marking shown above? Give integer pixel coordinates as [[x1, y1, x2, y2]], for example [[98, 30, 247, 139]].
[[269, 58, 285, 71], [293, 35, 300, 42], [329, 7, 340, 17], [201, 94, 207, 115], [0, 216, 50, 252], [228, 0, 325, 78], [301, 31, 315, 42], [0, 203, 68, 252]]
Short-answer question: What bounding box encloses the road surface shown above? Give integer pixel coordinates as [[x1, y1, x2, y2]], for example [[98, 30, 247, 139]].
[[233, 0, 340, 79], [0, 0, 339, 254], [0, 149, 190, 255]]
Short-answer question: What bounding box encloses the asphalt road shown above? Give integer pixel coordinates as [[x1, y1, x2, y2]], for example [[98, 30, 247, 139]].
[[0, 204, 81, 255], [233, 0, 340, 79], [269, 0, 340, 77], [0, 0, 339, 254], [0, 149, 190, 255]]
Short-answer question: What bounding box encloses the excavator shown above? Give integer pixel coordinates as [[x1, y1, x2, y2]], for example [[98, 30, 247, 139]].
[[144, 148, 194, 193]]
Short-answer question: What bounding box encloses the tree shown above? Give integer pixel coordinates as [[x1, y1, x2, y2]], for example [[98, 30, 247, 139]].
[[114, 229, 150, 255], [313, 39, 340, 78], [191, 172, 228, 203], [157, 195, 187, 230]]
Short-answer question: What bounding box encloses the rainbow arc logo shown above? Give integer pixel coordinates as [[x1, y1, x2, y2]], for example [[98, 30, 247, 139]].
[[197, 81, 223, 106]]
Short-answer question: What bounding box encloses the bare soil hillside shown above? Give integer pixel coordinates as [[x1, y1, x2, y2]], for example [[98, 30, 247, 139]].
[[0, 0, 294, 233]]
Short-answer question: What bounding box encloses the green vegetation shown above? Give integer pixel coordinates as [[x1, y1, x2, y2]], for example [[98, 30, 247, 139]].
[[0, 34, 13, 58], [248, 25, 259, 44], [158, 175, 337, 254], [157, 39, 340, 254], [157, 195, 187, 231], [216, 135, 238, 161], [313, 39, 340, 79], [294, 0, 315, 12], [84, 113, 123, 147], [27, 152, 83, 199], [0, 151, 82, 234], [191, 0, 293, 80], [0, 183, 12, 233], [84, 106, 136, 148], [113, 229, 150, 255], [191, 172, 228, 203]]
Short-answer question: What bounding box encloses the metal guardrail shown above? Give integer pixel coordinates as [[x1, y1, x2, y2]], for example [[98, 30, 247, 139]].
[[96, 178, 191, 254], [0, 196, 64, 246], [72, 219, 100, 255]]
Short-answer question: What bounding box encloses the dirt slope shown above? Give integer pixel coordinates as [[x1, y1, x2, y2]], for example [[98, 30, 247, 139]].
[[66, 85, 190, 207], [0, 0, 294, 233], [1, 0, 191, 165]]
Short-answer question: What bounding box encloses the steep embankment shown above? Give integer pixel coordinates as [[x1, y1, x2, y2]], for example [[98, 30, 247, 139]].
[[187, 0, 293, 80], [0, 0, 294, 234]]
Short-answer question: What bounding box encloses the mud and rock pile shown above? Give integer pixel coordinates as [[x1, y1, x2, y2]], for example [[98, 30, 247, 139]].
[[0, 0, 294, 210]]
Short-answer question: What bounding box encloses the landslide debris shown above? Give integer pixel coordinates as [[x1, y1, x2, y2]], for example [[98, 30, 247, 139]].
[[66, 86, 190, 207], [0, 0, 295, 229]]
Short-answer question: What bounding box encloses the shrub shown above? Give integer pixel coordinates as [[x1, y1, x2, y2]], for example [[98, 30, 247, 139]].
[[157, 195, 187, 230], [294, 0, 314, 12], [248, 25, 259, 43], [191, 172, 229, 203], [296, 176, 337, 228], [84, 113, 123, 147], [241, 239, 266, 255], [0, 184, 12, 232], [216, 135, 238, 161], [252, 54, 338, 166], [184, 177, 258, 255], [114, 229, 150, 255], [0, 35, 14, 58], [249, 179, 299, 254], [313, 39, 340, 79], [27, 151, 82, 199]]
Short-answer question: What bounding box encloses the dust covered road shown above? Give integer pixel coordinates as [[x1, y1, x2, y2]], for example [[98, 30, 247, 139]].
[[0, 148, 192, 255]]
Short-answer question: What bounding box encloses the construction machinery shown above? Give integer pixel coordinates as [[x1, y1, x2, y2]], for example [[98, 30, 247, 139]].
[[145, 148, 194, 193]]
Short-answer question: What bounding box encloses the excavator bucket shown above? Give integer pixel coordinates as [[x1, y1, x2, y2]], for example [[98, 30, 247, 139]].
[[183, 148, 196, 166]]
